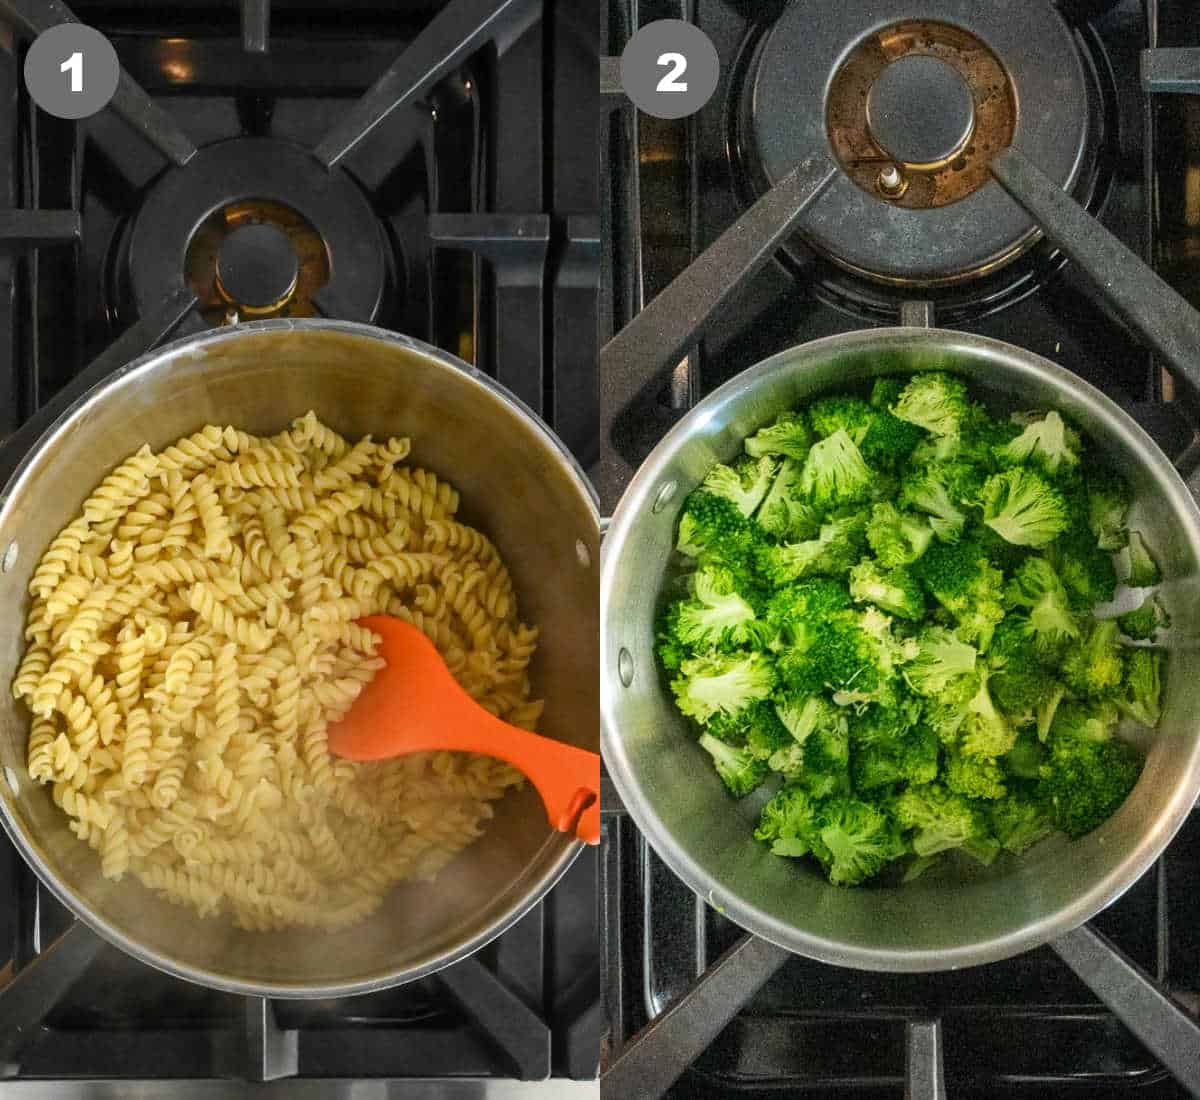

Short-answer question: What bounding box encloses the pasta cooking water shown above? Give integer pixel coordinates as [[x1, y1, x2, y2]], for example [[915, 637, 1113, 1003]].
[[13, 412, 542, 930]]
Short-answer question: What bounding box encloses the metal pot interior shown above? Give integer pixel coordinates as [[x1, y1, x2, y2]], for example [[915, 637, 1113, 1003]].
[[0, 321, 600, 995], [601, 327, 1200, 972]]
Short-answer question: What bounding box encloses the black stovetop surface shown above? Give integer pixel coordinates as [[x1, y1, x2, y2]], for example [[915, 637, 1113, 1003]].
[[0, 0, 599, 1086], [601, 0, 1199, 1095]]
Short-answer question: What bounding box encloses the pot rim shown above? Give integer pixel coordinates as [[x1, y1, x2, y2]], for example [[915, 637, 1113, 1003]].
[[601, 325, 1200, 972], [0, 318, 600, 997]]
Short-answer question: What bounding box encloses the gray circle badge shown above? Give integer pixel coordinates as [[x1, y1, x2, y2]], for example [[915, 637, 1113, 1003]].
[[24, 24, 120, 121], [620, 20, 719, 120]]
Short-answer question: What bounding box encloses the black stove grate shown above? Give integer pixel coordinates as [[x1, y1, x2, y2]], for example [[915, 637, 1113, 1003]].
[[0, 0, 599, 1088], [600, 0, 1200, 1096]]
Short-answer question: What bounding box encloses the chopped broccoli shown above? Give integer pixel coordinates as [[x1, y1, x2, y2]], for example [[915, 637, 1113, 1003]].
[[668, 564, 774, 651], [1086, 469, 1131, 551], [1040, 728, 1143, 839], [945, 749, 1008, 800], [981, 468, 1069, 548], [798, 429, 872, 510], [995, 411, 1081, 476], [866, 502, 934, 567], [757, 514, 867, 586], [1115, 648, 1163, 727], [675, 490, 764, 563], [899, 462, 980, 542], [755, 785, 822, 857], [849, 559, 926, 620], [660, 374, 1166, 886], [1005, 557, 1079, 648], [914, 539, 1006, 652], [989, 790, 1055, 854], [1061, 619, 1124, 699], [1121, 530, 1161, 588], [893, 783, 988, 857], [1117, 594, 1169, 642], [812, 797, 907, 885], [891, 373, 972, 439], [670, 652, 774, 724], [745, 411, 812, 461], [903, 626, 978, 697], [698, 733, 769, 797], [755, 458, 821, 542], [701, 456, 778, 517]]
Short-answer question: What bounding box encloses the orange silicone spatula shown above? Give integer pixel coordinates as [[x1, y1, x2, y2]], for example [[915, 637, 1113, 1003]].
[[326, 616, 600, 845]]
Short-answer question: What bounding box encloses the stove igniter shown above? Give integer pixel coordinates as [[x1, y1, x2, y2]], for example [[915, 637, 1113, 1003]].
[[865, 53, 975, 170], [214, 223, 300, 315], [877, 164, 909, 198]]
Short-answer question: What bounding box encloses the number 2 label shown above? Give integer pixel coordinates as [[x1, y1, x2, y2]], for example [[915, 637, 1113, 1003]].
[[656, 52, 688, 93], [60, 51, 82, 93]]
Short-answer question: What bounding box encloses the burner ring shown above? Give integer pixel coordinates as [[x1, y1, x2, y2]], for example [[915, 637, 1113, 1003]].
[[739, 1, 1090, 285], [129, 138, 386, 324]]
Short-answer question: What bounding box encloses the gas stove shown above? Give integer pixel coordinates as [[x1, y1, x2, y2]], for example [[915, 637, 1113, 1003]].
[[0, 0, 599, 1093], [601, 0, 1200, 1096]]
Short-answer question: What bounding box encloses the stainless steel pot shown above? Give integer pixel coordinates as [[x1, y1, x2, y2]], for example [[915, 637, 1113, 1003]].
[[0, 319, 600, 996], [601, 326, 1200, 972]]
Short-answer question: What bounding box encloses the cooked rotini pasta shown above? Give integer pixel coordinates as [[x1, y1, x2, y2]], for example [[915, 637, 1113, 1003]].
[[14, 413, 541, 930]]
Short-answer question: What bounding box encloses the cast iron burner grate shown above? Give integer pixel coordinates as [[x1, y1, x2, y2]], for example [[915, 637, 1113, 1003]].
[[0, 0, 599, 1090], [601, 0, 1200, 1096]]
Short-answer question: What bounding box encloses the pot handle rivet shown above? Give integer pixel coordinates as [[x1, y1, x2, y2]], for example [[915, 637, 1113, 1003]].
[[618, 648, 635, 687], [652, 481, 678, 513], [1, 541, 17, 573]]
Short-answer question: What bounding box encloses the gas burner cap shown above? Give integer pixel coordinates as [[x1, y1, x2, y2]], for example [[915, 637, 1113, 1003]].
[[215, 224, 300, 314], [128, 138, 386, 325], [737, 0, 1091, 285], [866, 54, 974, 169]]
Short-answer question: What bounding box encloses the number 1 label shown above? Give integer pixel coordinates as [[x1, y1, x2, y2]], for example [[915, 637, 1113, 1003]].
[[60, 51, 83, 93]]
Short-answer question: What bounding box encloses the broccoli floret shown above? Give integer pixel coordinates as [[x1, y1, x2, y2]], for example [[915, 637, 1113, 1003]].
[[675, 490, 765, 563], [1049, 526, 1118, 610], [755, 785, 822, 857], [745, 411, 812, 461], [757, 514, 867, 586], [808, 396, 876, 441], [945, 749, 1007, 800], [1005, 557, 1079, 648], [853, 723, 939, 791], [705, 698, 795, 762], [899, 462, 980, 542], [669, 564, 774, 651], [797, 429, 872, 509], [849, 559, 926, 620], [891, 372, 972, 439], [1048, 699, 1120, 743], [766, 696, 844, 776], [775, 611, 875, 699], [987, 618, 1058, 724], [827, 608, 919, 708], [871, 376, 909, 410], [981, 468, 1069, 548], [755, 458, 821, 543], [866, 502, 934, 567], [1121, 530, 1161, 588], [893, 783, 988, 857], [1039, 730, 1143, 839], [812, 797, 906, 885], [1086, 469, 1131, 551], [1061, 619, 1124, 699], [995, 410, 1081, 477], [701, 456, 778, 517], [698, 733, 769, 798], [958, 667, 1017, 759], [1003, 731, 1046, 780], [1117, 594, 1169, 642], [903, 626, 978, 697], [655, 603, 689, 672], [990, 790, 1055, 854], [913, 539, 1006, 652], [1036, 681, 1066, 742], [670, 652, 775, 724], [798, 724, 852, 799], [848, 694, 924, 745], [809, 396, 925, 470], [764, 578, 852, 644], [1115, 648, 1163, 728]]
